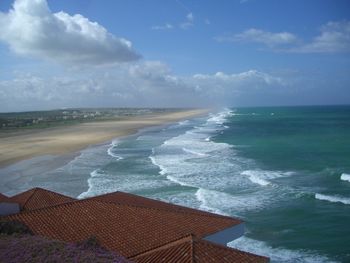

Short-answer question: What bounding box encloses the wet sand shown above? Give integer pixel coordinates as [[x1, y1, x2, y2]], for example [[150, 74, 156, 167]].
[[0, 109, 209, 196], [0, 109, 208, 168]]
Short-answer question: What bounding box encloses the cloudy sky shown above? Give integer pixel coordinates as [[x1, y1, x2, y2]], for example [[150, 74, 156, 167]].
[[0, 0, 349, 112]]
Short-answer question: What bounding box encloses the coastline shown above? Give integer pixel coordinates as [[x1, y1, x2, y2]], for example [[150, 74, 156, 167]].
[[0, 109, 209, 169]]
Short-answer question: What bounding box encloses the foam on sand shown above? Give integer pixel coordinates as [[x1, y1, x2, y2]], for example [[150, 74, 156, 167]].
[[315, 193, 350, 205], [340, 173, 350, 183]]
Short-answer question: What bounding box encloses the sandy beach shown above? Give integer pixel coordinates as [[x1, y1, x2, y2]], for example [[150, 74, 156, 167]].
[[0, 109, 208, 168]]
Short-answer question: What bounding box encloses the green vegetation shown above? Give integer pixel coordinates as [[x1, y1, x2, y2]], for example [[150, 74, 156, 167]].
[[0, 220, 32, 235], [0, 108, 181, 132]]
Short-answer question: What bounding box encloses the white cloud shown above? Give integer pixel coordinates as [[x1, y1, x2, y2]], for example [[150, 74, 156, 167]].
[[193, 70, 283, 84], [291, 21, 350, 53], [217, 21, 350, 53], [180, 12, 194, 29], [216, 28, 298, 47], [191, 70, 284, 99], [153, 12, 194, 31], [151, 23, 173, 30], [187, 13, 194, 22], [0, 0, 140, 65], [0, 62, 286, 111]]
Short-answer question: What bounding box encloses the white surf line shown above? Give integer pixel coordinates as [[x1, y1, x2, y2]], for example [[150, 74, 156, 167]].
[[340, 173, 350, 183], [315, 193, 350, 205], [107, 140, 123, 160]]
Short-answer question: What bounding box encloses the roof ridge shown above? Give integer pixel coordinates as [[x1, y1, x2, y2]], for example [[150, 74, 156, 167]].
[[35, 187, 76, 200], [89, 198, 240, 222], [20, 188, 38, 209], [3, 195, 80, 216], [87, 192, 236, 221], [92, 199, 241, 223], [7, 198, 239, 226], [129, 234, 194, 259], [4, 194, 241, 236]]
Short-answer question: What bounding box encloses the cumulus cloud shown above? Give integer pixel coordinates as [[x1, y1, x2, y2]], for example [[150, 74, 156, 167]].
[[0, 62, 287, 111], [190, 70, 285, 102], [216, 28, 298, 47], [0, 0, 140, 65]]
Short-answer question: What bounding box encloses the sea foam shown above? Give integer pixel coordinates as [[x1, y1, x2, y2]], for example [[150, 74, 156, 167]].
[[195, 188, 269, 215], [340, 173, 350, 183], [228, 236, 336, 263], [241, 170, 293, 186], [182, 147, 207, 157], [107, 140, 123, 160], [315, 193, 350, 205]]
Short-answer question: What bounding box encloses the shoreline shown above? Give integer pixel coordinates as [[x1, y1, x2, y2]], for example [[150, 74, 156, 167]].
[[0, 109, 209, 169]]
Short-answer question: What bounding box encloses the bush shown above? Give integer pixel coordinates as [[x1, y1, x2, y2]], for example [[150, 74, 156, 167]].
[[0, 220, 32, 235], [77, 236, 100, 249]]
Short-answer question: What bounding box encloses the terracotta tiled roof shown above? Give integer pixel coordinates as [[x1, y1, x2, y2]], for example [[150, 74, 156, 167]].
[[4, 199, 240, 258], [0, 193, 10, 203], [9, 188, 75, 211], [88, 191, 237, 220], [132, 235, 269, 263]]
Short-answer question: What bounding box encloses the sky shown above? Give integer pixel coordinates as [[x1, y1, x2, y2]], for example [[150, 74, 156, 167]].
[[0, 0, 349, 112]]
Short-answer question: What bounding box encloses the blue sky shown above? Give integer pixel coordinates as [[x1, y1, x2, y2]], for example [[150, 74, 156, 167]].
[[0, 0, 349, 111]]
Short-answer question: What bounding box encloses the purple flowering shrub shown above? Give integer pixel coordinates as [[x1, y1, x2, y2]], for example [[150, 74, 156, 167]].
[[0, 234, 132, 263]]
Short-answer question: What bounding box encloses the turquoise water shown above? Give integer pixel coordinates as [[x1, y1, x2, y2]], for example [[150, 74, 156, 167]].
[[62, 106, 350, 262], [216, 106, 350, 262]]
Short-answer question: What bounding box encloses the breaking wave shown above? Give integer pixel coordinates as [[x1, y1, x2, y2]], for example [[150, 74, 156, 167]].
[[107, 140, 123, 160], [228, 237, 336, 263], [340, 173, 350, 183], [241, 170, 294, 186], [315, 193, 350, 205]]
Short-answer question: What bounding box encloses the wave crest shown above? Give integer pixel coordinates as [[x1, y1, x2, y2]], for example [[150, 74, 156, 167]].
[[340, 173, 350, 183], [228, 236, 336, 263], [315, 193, 350, 205]]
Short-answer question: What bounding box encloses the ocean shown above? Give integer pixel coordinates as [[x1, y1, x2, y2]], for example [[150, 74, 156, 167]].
[[20, 106, 350, 262]]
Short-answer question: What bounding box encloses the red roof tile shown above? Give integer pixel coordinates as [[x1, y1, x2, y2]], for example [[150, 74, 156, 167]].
[[9, 188, 75, 211], [4, 199, 240, 258], [132, 235, 269, 263], [88, 191, 238, 220], [0, 193, 10, 203]]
